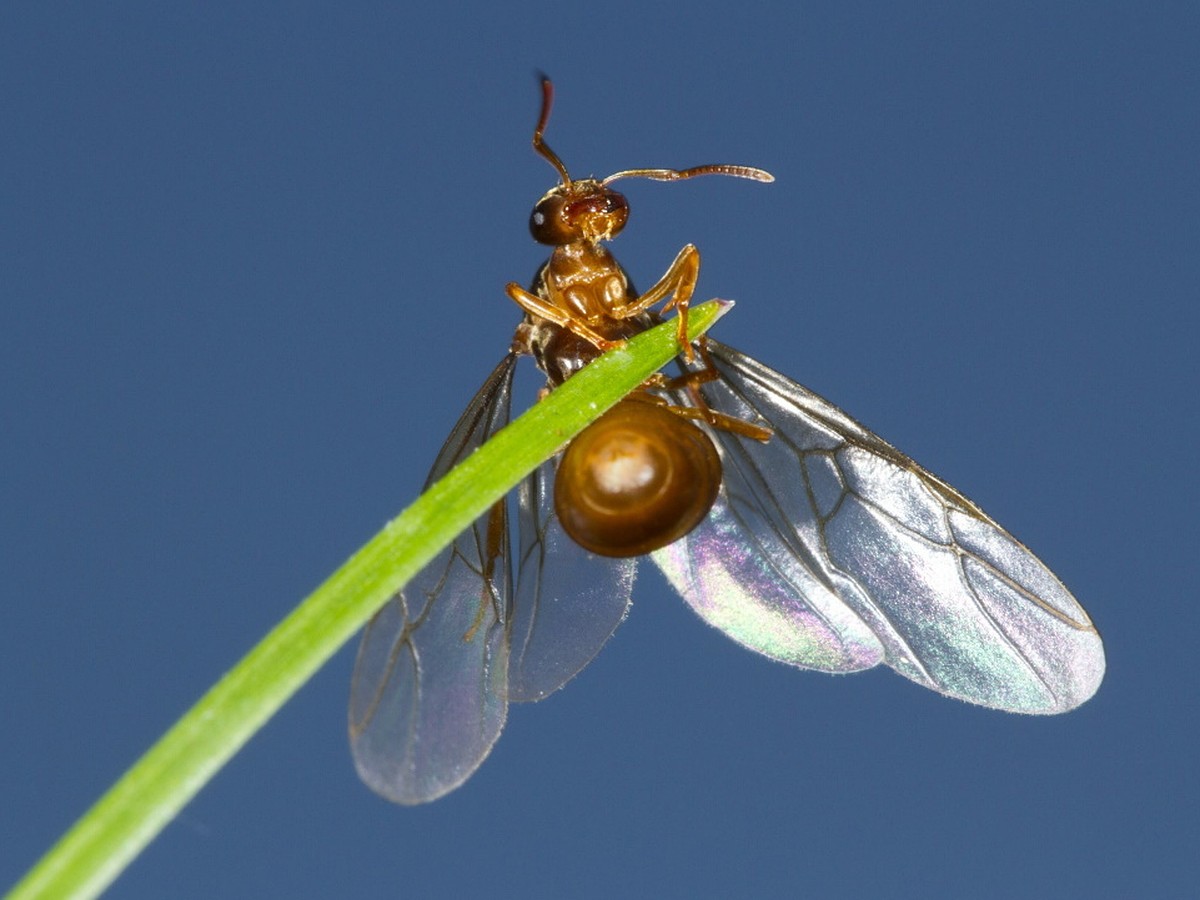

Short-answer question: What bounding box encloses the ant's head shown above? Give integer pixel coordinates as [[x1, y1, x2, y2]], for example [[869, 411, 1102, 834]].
[[529, 180, 629, 246]]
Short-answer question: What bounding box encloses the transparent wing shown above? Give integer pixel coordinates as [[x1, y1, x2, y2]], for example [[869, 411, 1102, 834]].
[[654, 339, 1105, 714], [507, 455, 636, 702], [349, 355, 518, 805]]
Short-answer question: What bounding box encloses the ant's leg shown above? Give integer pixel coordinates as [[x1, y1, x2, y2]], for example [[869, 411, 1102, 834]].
[[505, 282, 620, 350], [668, 403, 772, 442], [615, 244, 700, 360], [654, 336, 722, 391], [647, 340, 772, 441]]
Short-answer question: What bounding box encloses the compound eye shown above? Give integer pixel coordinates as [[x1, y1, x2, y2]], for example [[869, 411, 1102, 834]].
[[529, 193, 576, 245]]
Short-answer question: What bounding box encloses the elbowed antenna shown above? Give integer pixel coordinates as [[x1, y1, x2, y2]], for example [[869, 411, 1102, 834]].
[[532, 76, 774, 189]]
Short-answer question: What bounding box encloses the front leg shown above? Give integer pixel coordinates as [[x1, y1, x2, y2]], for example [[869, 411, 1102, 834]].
[[615, 244, 700, 360], [505, 282, 623, 350]]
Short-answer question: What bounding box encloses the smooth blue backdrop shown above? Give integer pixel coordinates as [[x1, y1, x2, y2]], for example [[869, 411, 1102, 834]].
[[2, 4, 1194, 898]]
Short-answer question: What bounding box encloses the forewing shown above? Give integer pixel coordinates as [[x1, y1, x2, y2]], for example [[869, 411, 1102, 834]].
[[506, 455, 636, 702], [349, 355, 517, 804], [656, 340, 1104, 714]]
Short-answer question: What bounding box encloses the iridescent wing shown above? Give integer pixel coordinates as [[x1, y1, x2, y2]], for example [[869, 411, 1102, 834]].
[[350, 355, 517, 805], [350, 354, 636, 803], [654, 340, 1105, 713], [506, 455, 636, 702]]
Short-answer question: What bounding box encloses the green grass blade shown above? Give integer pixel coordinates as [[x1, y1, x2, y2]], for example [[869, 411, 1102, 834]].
[[7, 300, 730, 900]]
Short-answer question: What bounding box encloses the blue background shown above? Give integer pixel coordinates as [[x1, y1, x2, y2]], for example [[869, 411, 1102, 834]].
[[2, 4, 1195, 898]]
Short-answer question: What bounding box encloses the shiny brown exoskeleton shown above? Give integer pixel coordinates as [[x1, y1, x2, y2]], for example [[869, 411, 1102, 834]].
[[508, 77, 774, 557]]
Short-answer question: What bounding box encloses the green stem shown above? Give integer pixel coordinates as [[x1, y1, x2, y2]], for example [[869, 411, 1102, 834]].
[[7, 300, 730, 900]]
